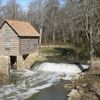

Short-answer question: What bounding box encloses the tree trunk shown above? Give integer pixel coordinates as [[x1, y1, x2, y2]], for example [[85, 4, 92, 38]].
[[44, 32, 47, 44], [39, 28, 43, 45], [53, 28, 55, 44], [89, 26, 94, 71], [86, 13, 90, 40], [62, 27, 66, 44]]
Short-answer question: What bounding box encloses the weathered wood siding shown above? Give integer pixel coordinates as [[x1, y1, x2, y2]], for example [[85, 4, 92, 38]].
[[20, 37, 39, 55], [0, 23, 39, 56], [0, 23, 20, 56]]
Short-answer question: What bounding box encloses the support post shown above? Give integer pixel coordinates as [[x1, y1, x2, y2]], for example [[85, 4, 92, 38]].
[[17, 55, 25, 70]]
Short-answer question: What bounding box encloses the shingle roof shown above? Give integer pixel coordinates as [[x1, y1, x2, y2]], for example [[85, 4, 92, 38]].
[[2, 20, 40, 37]]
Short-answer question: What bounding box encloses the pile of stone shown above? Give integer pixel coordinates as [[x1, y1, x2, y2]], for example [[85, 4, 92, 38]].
[[64, 73, 100, 100]]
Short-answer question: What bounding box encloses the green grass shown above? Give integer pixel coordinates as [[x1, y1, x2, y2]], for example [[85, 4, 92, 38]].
[[39, 47, 78, 63], [39, 47, 77, 55], [39, 47, 60, 54], [39, 46, 90, 63]]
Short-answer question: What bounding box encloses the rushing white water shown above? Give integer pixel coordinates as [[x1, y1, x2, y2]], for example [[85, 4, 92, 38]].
[[0, 62, 89, 100], [37, 62, 88, 73]]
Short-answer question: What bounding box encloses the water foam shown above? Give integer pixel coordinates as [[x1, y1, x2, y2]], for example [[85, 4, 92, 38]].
[[37, 62, 89, 73], [0, 62, 89, 100]]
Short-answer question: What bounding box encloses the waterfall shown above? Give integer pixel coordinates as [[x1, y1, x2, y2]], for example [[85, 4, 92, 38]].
[[36, 62, 88, 73], [0, 62, 89, 100]]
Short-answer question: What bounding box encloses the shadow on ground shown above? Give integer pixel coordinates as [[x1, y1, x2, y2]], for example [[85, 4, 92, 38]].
[[54, 47, 76, 56]]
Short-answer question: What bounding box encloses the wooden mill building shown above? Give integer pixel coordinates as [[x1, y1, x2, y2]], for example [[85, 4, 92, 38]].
[[0, 20, 40, 75]]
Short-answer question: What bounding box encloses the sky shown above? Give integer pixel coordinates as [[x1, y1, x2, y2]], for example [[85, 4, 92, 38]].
[[17, 0, 66, 7], [17, 0, 31, 8], [2, 0, 32, 10], [2, 0, 66, 10]]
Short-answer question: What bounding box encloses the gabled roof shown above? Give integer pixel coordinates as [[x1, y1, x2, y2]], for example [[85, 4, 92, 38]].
[[1, 20, 40, 37]]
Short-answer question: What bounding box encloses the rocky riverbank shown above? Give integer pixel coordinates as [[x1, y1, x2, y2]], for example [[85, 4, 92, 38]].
[[64, 72, 100, 100]]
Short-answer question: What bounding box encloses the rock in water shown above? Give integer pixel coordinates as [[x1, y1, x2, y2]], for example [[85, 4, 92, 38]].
[[67, 89, 81, 100]]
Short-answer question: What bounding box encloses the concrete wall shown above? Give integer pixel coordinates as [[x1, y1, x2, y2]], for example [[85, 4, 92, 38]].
[[17, 55, 25, 70], [23, 52, 39, 68], [0, 56, 10, 75]]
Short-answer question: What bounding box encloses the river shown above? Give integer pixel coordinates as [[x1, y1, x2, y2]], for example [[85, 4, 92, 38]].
[[0, 62, 88, 100]]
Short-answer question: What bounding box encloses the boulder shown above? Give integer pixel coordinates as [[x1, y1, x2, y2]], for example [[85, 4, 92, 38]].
[[67, 89, 81, 100], [64, 83, 76, 92], [74, 73, 85, 80], [93, 83, 100, 97]]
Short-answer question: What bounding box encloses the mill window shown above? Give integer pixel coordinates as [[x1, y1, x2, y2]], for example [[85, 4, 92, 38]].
[[5, 39, 11, 50]]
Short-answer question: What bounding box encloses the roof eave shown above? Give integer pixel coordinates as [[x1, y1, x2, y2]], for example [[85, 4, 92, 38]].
[[1, 20, 40, 37], [18, 36, 40, 39]]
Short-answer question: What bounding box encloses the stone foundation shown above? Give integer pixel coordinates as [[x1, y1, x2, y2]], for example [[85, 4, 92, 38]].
[[0, 52, 39, 75], [0, 56, 10, 76], [17, 55, 25, 70]]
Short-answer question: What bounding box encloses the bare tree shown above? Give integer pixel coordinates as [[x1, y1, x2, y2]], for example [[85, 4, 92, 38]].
[[27, 0, 48, 44], [0, 0, 3, 21], [3, 0, 21, 19], [69, 0, 100, 69]]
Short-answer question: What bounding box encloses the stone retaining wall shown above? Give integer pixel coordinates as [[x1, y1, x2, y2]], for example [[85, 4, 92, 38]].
[[0, 56, 10, 75]]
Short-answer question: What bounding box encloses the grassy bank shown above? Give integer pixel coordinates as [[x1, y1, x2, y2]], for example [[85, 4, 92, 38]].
[[39, 46, 89, 64]]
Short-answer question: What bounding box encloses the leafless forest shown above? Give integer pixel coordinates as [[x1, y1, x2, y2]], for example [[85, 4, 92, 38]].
[[0, 0, 99, 44], [0, 0, 100, 66]]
